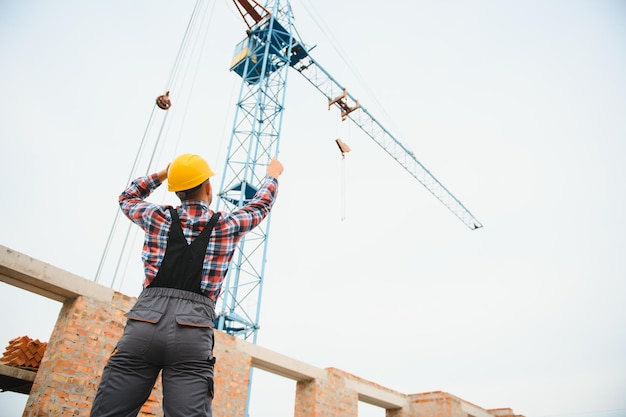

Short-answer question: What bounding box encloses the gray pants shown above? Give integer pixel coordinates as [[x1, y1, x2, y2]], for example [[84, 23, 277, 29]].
[[90, 287, 216, 417]]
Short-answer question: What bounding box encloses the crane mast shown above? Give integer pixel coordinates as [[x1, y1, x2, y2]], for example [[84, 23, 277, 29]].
[[214, 0, 297, 341], [217, 0, 482, 342]]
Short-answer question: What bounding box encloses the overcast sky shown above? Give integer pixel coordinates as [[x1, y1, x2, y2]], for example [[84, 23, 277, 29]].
[[1, 1, 625, 416]]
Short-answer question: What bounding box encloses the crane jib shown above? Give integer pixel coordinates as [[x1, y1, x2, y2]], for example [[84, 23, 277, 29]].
[[292, 54, 483, 230]]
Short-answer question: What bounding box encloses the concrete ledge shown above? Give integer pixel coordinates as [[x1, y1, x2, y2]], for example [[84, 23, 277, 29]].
[[236, 338, 327, 381], [0, 363, 36, 382], [345, 377, 407, 409], [0, 363, 36, 394], [461, 397, 497, 417], [0, 245, 114, 303]]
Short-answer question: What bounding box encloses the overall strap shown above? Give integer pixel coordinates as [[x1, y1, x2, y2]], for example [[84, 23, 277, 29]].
[[148, 208, 221, 294]]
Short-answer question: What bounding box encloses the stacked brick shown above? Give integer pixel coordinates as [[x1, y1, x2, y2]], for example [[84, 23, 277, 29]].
[[1, 335, 48, 370]]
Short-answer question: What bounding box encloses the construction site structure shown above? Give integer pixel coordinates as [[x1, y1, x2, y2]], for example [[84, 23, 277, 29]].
[[1, 244, 523, 417], [215, 0, 482, 343]]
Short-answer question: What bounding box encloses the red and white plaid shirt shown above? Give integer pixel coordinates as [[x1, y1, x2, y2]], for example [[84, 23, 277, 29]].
[[119, 173, 278, 300]]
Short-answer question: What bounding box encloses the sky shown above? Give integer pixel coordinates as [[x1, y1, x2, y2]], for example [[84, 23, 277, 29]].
[[1, 1, 625, 416]]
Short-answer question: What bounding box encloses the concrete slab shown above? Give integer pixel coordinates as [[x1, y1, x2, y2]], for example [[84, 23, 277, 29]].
[[0, 245, 113, 303], [235, 337, 327, 381], [0, 363, 36, 394]]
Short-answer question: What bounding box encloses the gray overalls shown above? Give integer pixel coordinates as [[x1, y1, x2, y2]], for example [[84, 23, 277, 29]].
[[91, 209, 220, 417]]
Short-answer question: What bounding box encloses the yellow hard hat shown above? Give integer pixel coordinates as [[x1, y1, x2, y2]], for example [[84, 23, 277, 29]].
[[167, 153, 215, 192]]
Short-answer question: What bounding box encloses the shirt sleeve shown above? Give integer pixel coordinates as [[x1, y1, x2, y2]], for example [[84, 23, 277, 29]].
[[226, 176, 279, 234], [119, 173, 169, 232]]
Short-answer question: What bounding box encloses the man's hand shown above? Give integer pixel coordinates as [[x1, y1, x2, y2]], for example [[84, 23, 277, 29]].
[[267, 157, 284, 179], [157, 164, 170, 182]]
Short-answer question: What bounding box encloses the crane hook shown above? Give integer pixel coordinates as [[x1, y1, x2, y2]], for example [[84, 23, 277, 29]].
[[335, 138, 351, 159], [156, 91, 171, 110]]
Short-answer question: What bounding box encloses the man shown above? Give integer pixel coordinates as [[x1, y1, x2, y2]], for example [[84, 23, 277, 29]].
[[91, 153, 283, 417]]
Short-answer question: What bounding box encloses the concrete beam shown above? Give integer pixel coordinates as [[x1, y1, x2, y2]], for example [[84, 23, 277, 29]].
[[0, 245, 113, 303], [0, 363, 36, 394], [235, 338, 327, 381], [461, 398, 496, 417], [345, 378, 408, 409], [0, 363, 36, 382]]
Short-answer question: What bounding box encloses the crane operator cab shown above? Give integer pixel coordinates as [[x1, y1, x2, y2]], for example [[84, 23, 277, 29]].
[[229, 19, 308, 84]]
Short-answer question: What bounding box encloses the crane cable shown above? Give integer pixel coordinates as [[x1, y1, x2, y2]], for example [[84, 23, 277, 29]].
[[335, 135, 352, 222], [94, 0, 213, 287], [340, 143, 347, 222]]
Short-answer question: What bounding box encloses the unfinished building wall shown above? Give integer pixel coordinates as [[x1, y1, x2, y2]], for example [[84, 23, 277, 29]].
[[19, 289, 256, 417], [294, 368, 359, 417], [1, 245, 525, 417], [23, 292, 135, 416], [212, 331, 252, 416], [409, 391, 500, 417]]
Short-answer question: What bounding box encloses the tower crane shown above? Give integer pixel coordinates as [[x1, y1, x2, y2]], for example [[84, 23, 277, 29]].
[[215, 0, 482, 342]]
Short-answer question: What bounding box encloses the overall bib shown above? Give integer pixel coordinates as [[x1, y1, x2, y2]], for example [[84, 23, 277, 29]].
[[91, 209, 220, 417]]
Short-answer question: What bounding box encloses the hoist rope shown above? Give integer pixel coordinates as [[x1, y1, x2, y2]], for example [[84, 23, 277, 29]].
[[94, 105, 163, 283], [336, 118, 352, 222], [340, 153, 347, 222], [109, 109, 173, 291], [94, 0, 213, 288], [164, 0, 207, 94], [169, 0, 216, 158]]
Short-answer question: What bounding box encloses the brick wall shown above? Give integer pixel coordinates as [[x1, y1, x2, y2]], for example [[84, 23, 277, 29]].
[[20, 291, 257, 417], [13, 288, 523, 417], [411, 392, 466, 417], [294, 368, 359, 417], [23, 292, 134, 416], [212, 331, 252, 416], [2, 245, 526, 417], [18, 290, 264, 417]]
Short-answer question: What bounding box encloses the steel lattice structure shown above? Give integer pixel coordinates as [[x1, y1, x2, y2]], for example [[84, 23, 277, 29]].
[[215, 0, 482, 343]]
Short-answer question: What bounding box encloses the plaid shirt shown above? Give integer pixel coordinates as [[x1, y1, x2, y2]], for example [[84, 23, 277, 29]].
[[119, 173, 278, 300]]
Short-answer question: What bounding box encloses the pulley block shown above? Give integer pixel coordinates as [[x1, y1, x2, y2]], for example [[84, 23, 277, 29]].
[[156, 91, 171, 110]]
